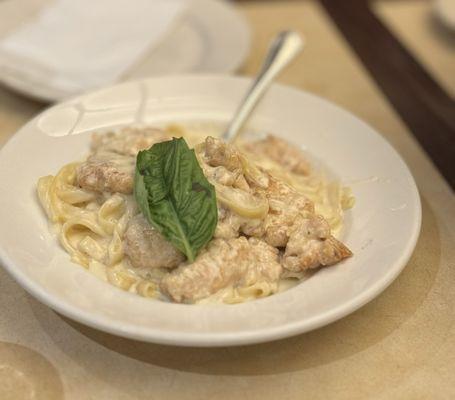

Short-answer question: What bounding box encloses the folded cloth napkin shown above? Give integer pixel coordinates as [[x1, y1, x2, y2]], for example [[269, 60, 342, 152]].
[[0, 0, 187, 95]]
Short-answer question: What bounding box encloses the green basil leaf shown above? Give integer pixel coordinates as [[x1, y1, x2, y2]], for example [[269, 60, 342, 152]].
[[134, 137, 217, 262]]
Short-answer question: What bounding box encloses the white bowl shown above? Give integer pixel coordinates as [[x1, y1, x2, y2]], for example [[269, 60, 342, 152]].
[[0, 75, 421, 346]]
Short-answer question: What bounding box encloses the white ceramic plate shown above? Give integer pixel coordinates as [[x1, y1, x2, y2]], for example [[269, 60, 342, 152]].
[[0, 0, 250, 102], [0, 76, 421, 347]]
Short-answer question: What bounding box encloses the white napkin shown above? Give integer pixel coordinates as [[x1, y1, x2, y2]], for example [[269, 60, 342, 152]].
[[0, 0, 187, 95]]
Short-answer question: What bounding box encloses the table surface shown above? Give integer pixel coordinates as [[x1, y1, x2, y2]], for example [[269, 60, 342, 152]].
[[374, 0, 455, 98], [1, 1, 454, 399]]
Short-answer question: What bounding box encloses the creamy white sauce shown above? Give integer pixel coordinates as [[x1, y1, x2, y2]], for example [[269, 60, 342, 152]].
[[37, 124, 353, 304]]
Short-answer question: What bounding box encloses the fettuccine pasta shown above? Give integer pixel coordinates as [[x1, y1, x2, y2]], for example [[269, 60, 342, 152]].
[[37, 125, 354, 304]]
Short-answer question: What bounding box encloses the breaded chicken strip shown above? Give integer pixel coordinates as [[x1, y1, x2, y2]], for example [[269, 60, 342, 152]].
[[262, 176, 314, 247], [283, 214, 352, 272], [76, 127, 171, 194], [242, 134, 311, 176], [161, 237, 282, 303], [76, 151, 134, 194], [91, 127, 171, 156]]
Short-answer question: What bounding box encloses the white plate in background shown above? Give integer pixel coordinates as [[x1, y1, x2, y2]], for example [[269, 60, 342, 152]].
[[0, 75, 421, 346], [0, 0, 250, 102]]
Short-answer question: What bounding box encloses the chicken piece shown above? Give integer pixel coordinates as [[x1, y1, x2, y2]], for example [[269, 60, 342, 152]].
[[214, 207, 264, 239], [263, 177, 351, 270], [124, 215, 185, 269], [243, 134, 311, 176], [77, 127, 171, 194], [160, 237, 282, 303], [262, 176, 314, 247], [76, 151, 135, 194], [202, 136, 268, 191], [204, 136, 243, 171], [283, 215, 352, 272], [91, 127, 172, 156]]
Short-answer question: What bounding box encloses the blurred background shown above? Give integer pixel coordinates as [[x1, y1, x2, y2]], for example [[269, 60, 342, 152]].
[[0, 0, 453, 101], [0, 0, 453, 182]]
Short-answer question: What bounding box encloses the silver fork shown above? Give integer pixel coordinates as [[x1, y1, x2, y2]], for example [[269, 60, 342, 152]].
[[222, 31, 304, 142]]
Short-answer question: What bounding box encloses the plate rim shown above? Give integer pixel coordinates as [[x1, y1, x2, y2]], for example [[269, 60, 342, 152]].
[[0, 74, 422, 346]]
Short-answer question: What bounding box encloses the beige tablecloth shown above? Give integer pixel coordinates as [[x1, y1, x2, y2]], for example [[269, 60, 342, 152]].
[[0, 1, 454, 399]]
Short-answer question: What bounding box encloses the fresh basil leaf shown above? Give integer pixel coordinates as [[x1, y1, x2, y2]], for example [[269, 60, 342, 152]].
[[134, 137, 217, 262]]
